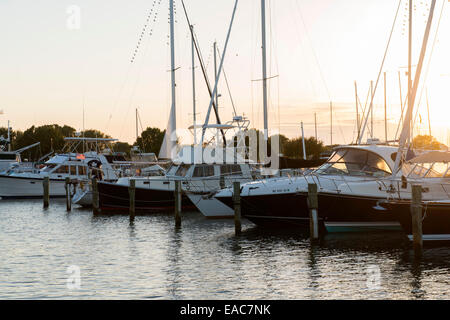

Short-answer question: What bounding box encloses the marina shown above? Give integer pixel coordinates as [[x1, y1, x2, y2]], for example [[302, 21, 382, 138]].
[[1, 0, 450, 303]]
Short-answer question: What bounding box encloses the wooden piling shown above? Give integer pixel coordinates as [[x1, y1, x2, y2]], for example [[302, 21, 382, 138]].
[[174, 180, 182, 227], [308, 183, 319, 241], [129, 179, 136, 222], [92, 178, 100, 215], [220, 174, 225, 189], [43, 176, 50, 208], [233, 181, 241, 235], [411, 185, 423, 253], [65, 177, 72, 211]]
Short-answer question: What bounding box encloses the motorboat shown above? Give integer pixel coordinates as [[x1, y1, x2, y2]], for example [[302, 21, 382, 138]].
[[0, 138, 119, 199], [214, 144, 404, 230]]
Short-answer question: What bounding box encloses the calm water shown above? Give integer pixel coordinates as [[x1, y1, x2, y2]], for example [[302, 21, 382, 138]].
[[1, 199, 450, 300]]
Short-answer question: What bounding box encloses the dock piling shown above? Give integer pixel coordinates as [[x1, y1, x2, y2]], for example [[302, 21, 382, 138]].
[[308, 183, 319, 241], [233, 181, 242, 235], [92, 178, 100, 215], [65, 177, 72, 211], [411, 185, 423, 253], [43, 176, 50, 208], [174, 180, 182, 227], [129, 179, 136, 222]]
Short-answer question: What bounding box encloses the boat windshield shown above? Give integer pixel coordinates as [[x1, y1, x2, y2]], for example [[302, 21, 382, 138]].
[[404, 162, 450, 178], [174, 164, 191, 177], [315, 148, 392, 177]]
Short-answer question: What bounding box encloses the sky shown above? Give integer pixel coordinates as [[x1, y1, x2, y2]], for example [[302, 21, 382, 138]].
[[1, 0, 450, 146]]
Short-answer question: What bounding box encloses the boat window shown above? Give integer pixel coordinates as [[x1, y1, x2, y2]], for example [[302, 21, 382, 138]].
[[70, 166, 77, 175], [327, 150, 347, 163], [424, 162, 449, 178], [221, 164, 242, 176], [78, 166, 87, 176], [316, 148, 392, 177], [166, 164, 178, 176], [0, 154, 17, 160], [408, 163, 432, 178], [175, 164, 191, 177], [55, 165, 69, 174], [193, 165, 215, 177], [366, 152, 391, 174], [41, 164, 57, 172]]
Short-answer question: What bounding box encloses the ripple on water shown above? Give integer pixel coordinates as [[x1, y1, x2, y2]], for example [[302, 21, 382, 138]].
[[1, 199, 450, 299]]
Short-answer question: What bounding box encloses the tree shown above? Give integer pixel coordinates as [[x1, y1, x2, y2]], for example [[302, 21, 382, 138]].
[[134, 127, 166, 154], [412, 135, 443, 150], [14, 124, 76, 157], [282, 136, 326, 160]]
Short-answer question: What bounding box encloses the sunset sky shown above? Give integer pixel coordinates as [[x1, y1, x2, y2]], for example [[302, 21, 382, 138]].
[[1, 0, 449, 146]]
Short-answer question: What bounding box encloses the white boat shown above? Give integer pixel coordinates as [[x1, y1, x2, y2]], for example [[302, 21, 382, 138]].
[[0, 138, 119, 199]]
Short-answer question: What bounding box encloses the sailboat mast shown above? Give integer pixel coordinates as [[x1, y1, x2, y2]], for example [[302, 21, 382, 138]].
[[214, 41, 219, 110], [384, 72, 387, 143], [261, 0, 269, 141], [191, 25, 197, 145], [407, 0, 413, 145], [135, 108, 139, 142], [169, 0, 177, 147]]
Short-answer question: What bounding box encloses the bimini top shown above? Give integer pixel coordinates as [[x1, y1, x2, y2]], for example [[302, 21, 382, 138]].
[[408, 151, 450, 164]]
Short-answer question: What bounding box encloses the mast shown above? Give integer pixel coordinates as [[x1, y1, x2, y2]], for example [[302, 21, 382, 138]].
[[159, 0, 177, 159], [393, 0, 437, 174], [169, 0, 177, 152], [214, 41, 219, 110], [384, 72, 387, 143], [201, 0, 239, 145], [426, 87, 431, 137], [261, 0, 269, 142], [314, 113, 318, 141], [7, 120, 11, 152], [330, 101, 333, 146], [370, 80, 374, 139], [301, 122, 306, 160], [135, 108, 139, 142], [354, 81, 360, 143], [191, 25, 197, 145]]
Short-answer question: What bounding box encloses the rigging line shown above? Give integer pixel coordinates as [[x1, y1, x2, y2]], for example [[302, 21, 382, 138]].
[[358, 0, 402, 144], [215, 45, 237, 117], [180, 0, 226, 145], [412, 0, 445, 134], [294, 0, 330, 101], [106, 0, 161, 133]]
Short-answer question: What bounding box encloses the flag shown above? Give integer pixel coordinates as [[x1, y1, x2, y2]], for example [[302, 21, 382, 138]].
[[76, 154, 86, 160]]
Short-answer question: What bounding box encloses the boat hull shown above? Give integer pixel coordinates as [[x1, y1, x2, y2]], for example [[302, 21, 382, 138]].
[[383, 200, 450, 241], [318, 192, 401, 232], [216, 192, 315, 228], [97, 181, 195, 214], [186, 193, 234, 218], [0, 175, 66, 199]]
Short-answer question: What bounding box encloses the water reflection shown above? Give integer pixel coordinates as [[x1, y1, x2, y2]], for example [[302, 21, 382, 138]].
[[1, 201, 450, 299]]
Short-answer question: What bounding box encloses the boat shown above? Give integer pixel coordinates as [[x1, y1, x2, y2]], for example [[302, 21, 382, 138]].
[[379, 151, 450, 241], [0, 137, 119, 199], [214, 143, 404, 229]]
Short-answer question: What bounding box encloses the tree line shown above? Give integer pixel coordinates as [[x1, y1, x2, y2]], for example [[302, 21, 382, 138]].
[[2, 123, 444, 162]]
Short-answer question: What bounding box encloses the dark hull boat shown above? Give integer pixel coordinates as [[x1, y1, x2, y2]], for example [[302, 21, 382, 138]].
[[216, 191, 318, 229], [381, 200, 450, 241], [97, 181, 195, 214], [317, 192, 401, 232]]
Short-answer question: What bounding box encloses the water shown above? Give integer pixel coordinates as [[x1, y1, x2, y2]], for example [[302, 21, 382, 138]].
[[1, 199, 449, 299]]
